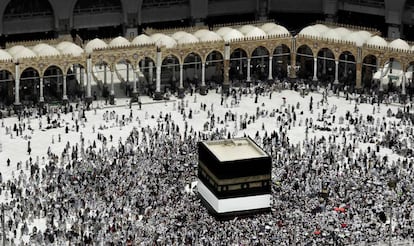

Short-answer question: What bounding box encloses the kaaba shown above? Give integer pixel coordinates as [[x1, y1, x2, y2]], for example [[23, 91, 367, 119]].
[[197, 137, 272, 218]]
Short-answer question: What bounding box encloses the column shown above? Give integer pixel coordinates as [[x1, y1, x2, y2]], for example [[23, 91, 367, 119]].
[[200, 62, 207, 95], [110, 69, 115, 96], [126, 63, 130, 83], [268, 56, 273, 80], [355, 62, 362, 90], [401, 65, 407, 103], [246, 58, 251, 82], [103, 64, 107, 84], [334, 60, 339, 84], [79, 67, 84, 87], [154, 48, 162, 100], [313, 57, 318, 81], [178, 63, 184, 98], [149, 61, 154, 86], [39, 77, 44, 103], [289, 53, 296, 79], [132, 68, 137, 94], [86, 57, 92, 101], [62, 74, 68, 101], [14, 63, 20, 106], [223, 43, 230, 94]]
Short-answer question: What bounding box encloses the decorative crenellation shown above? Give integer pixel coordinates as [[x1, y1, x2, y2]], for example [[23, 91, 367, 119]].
[[5, 36, 73, 49], [212, 19, 277, 30], [145, 25, 209, 35], [297, 34, 356, 46]]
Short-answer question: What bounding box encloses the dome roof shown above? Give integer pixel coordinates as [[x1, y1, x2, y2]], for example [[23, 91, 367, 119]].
[[131, 34, 154, 45], [8, 45, 26, 56], [57, 42, 84, 57], [389, 38, 410, 50], [239, 25, 256, 35], [193, 29, 210, 39], [344, 32, 366, 47], [32, 43, 60, 56], [323, 29, 341, 41], [109, 36, 130, 48], [333, 27, 351, 38], [216, 27, 233, 37], [299, 26, 319, 37], [267, 26, 290, 36], [13, 47, 37, 59], [245, 27, 267, 38], [0, 49, 12, 60], [85, 38, 108, 53], [152, 34, 177, 48], [222, 29, 244, 42], [199, 31, 222, 42], [171, 31, 189, 41], [356, 31, 372, 41], [312, 24, 330, 34], [177, 33, 199, 44], [260, 23, 279, 33], [366, 35, 388, 47]]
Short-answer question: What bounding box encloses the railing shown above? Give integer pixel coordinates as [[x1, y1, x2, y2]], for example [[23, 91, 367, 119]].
[[73, 6, 122, 15], [4, 11, 53, 20], [142, 0, 189, 8]]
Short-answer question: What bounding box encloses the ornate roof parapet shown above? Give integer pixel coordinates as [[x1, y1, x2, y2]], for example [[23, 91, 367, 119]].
[[145, 25, 208, 35], [212, 19, 277, 31], [296, 33, 356, 46], [5, 36, 72, 49]]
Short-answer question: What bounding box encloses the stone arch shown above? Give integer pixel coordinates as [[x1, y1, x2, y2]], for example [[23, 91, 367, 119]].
[[273, 44, 291, 80], [205, 50, 224, 85], [182, 51, 203, 64], [162, 52, 182, 65], [296, 44, 314, 80], [317, 47, 336, 85], [338, 51, 356, 87], [43, 65, 64, 101], [138, 56, 156, 95], [251, 46, 270, 81], [2, 0, 56, 34], [230, 48, 248, 83], [203, 49, 224, 63], [362, 54, 378, 91], [20, 67, 40, 104], [0, 69, 14, 105], [183, 52, 202, 89], [161, 54, 180, 93]]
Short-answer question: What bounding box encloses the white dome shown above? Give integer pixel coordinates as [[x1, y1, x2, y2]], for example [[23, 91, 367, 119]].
[[57, 42, 84, 57], [366, 35, 388, 48], [245, 27, 267, 38], [152, 34, 177, 48], [312, 24, 330, 34], [109, 36, 130, 48], [323, 29, 341, 41], [32, 43, 60, 56], [193, 29, 210, 39], [199, 31, 222, 42], [131, 34, 154, 45], [13, 47, 37, 59], [85, 38, 108, 53], [344, 32, 366, 47], [389, 38, 410, 50], [171, 31, 189, 41], [0, 49, 12, 60], [299, 26, 319, 37], [411, 45, 414, 51], [334, 27, 351, 38], [222, 29, 244, 42], [177, 33, 199, 44], [8, 45, 26, 56], [216, 27, 233, 37], [267, 26, 290, 36], [356, 31, 372, 41], [260, 23, 279, 33], [239, 25, 256, 35]]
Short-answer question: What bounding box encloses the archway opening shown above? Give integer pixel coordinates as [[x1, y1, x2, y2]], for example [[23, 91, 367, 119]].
[[205, 50, 224, 88], [230, 48, 248, 85], [138, 57, 156, 97], [66, 64, 85, 101], [317, 48, 335, 86], [43, 66, 63, 102], [296, 45, 313, 80], [362, 55, 377, 92], [20, 68, 40, 105], [338, 51, 356, 89], [114, 59, 134, 98], [183, 53, 202, 91], [3, 0, 55, 38], [381, 58, 402, 93], [251, 46, 269, 82], [0, 70, 14, 106], [273, 44, 290, 80], [161, 55, 180, 94]]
